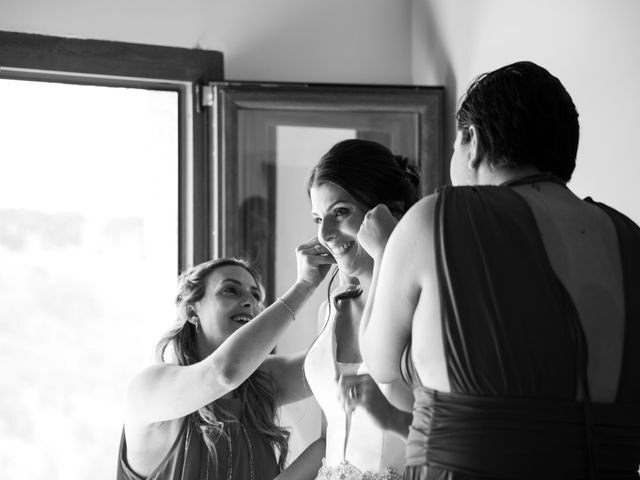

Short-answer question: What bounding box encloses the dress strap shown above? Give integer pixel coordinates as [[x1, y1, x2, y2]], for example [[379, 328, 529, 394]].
[[500, 171, 567, 188]]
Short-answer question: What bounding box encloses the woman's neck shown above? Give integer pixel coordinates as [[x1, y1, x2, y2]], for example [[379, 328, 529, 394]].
[[340, 269, 372, 297], [196, 337, 216, 362], [476, 164, 542, 186]]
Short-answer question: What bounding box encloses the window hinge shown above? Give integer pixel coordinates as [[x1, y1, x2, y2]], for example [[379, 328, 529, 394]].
[[200, 84, 214, 109]]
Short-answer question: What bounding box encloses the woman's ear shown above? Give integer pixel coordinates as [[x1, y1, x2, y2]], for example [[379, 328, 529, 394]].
[[186, 305, 199, 325], [466, 125, 482, 170]]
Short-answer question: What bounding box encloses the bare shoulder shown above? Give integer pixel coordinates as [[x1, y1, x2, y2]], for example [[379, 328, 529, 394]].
[[387, 193, 438, 268], [399, 193, 438, 232]]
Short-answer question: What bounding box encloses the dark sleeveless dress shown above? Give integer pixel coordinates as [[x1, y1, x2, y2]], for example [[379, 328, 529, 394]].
[[402, 183, 640, 479], [116, 398, 279, 480]]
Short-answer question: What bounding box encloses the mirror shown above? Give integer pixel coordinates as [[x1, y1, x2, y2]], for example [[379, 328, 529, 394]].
[[210, 81, 444, 458], [211, 82, 445, 297]]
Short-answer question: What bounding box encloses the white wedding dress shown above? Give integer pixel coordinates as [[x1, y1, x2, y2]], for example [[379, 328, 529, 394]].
[[303, 288, 413, 478]]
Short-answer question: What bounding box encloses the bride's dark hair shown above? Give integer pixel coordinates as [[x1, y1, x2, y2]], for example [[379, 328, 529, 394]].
[[307, 138, 420, 218], [307, 138, 421, 302]]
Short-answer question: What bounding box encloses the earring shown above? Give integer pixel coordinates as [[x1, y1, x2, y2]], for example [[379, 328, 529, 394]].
[[192, 315, 200, 333]]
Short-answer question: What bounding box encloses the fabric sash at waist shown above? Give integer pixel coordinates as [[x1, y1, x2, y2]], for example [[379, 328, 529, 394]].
[[406, 386, 640, 478]]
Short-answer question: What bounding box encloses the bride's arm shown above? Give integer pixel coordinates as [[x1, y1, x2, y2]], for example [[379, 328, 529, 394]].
[[273, 437, 325, 480], [274, 414, 327, 480]]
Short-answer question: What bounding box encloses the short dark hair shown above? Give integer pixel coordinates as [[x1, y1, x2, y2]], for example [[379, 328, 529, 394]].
[[456, 61, 579, 182], [306, 138, 421, 217]]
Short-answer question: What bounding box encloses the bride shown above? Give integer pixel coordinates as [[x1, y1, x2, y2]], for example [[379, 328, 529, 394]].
[[279, 139, 419, 479]]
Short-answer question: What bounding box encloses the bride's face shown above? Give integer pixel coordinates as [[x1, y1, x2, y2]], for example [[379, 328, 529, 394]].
[[309, 181, 372, 278]]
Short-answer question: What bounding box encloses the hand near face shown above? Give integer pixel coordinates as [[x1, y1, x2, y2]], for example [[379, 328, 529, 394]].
[[356, 204, 398, 261], [295, 237, 336, 288], [337, 373, 393, 431]]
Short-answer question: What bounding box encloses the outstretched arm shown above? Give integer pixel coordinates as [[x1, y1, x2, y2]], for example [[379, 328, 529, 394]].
[[125, 239, 334, 425]]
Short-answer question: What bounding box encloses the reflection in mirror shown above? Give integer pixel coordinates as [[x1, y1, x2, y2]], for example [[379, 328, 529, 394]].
[[211, 82, 444, 462]]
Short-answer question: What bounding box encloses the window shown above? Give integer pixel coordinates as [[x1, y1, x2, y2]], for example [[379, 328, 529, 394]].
[[0, 30, 222, 479]]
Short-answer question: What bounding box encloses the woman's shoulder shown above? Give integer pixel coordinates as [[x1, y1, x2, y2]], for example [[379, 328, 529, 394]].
[[395, 191, 440, 235], [585, 196, 640, 233], [403, 185, 491, 216], [429, 184, 528, 216], [397, 185, 520, 233]]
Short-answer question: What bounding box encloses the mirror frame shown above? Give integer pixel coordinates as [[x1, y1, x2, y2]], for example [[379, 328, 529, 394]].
[[210, 81, 445, 299]]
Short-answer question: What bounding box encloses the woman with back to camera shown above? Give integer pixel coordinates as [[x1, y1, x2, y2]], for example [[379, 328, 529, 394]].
[[118, 247, 334, 479], [293, 139, 420, 479], [359, 61, 640, 478]]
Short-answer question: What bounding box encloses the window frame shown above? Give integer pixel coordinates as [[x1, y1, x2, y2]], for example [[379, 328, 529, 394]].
[[0, 30, 224, 271]]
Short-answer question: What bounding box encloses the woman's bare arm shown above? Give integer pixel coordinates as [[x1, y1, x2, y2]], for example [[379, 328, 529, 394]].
[[359, 196, 436, 383], [125, 281, 319, 425], [275, 413, 327, 480], [126, 240, 333, 425], [274, 437, 326, 480]]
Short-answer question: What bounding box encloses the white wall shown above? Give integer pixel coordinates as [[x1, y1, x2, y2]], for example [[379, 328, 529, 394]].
[[0, 0, 413, 84], [412, 0, 640, 224]]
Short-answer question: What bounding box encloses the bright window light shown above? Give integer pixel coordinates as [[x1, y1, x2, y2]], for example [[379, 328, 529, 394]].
[[0, 78, 179, 479]]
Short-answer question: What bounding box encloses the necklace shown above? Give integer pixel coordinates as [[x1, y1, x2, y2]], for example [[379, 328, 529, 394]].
[[203, 419, 255, 480], [239, 422, 255, 480]]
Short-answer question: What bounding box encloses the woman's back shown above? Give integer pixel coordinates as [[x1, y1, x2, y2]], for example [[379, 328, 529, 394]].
[[361, 60, 640, 479], [513, 180, 625, 402], [409, 179, 628, 402], [398, 179, 640, 477]]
